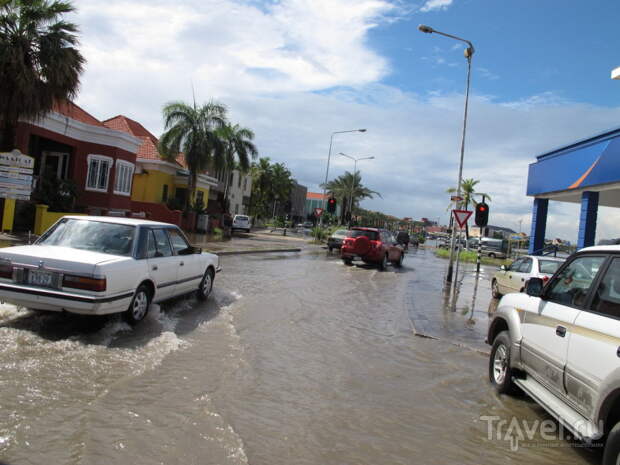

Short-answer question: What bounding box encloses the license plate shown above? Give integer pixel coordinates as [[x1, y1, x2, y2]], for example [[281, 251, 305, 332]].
[[28, 270, 54, 288]]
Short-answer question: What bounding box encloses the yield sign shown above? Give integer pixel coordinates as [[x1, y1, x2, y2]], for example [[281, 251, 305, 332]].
[[314, 207, 324, 217], [452, 209, 472, 229]]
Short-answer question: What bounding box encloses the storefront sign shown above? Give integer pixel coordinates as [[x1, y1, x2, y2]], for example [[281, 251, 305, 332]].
[[0, 150, 34, 200]]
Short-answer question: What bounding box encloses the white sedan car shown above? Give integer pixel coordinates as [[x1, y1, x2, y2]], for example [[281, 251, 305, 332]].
[[0, 216, 220, 324], [492, 254, 564, 298]]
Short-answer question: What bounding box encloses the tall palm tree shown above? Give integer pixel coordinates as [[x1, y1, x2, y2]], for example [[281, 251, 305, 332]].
[[270, 162, 293, 217], [219, 123, 258, 212], [159, 101, 227, 209], [0, 0, 85, 150], [322, 171, 379, 224]]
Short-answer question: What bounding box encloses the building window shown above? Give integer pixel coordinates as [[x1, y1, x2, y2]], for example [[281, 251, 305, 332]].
[[113, 160, 134, 196], [86, 154, 113, 193], [235, 204, 239, 214], [162, 184, 169, 202], [243, 178, 247, 191], [238, 172, 242, 188]]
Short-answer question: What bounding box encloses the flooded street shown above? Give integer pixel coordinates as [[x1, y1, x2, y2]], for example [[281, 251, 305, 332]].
[[0, 247, 600, 465]]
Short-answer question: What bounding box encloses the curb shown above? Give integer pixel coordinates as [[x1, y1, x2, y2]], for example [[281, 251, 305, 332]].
[[207, 247, 302, 256]]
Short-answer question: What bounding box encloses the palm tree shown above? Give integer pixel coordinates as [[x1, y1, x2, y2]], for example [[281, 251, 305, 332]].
[[159, 101, 227, 209], [0, 0, 85, 151], [219, 123, 258, 212], [270, 162, 293, 218], [446, 178, 491, 211], [322, 171, 379, 224]]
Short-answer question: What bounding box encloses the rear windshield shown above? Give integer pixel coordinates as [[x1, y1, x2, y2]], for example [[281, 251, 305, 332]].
[[348, 230, 378, 241], [235, 216, 249, 221], [539, 260, 562, 275], [37, 219, 135, 256], [333, 230, 349, 236]]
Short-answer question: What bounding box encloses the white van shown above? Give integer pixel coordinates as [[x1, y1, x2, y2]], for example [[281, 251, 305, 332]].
[[232, 215, 251, 233]]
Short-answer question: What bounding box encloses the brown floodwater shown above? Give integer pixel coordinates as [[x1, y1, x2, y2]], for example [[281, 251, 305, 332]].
[[0, 248, 601, 465]]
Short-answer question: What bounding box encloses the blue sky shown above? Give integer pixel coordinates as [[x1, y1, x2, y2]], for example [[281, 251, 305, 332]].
[[73, 0, 620, 241], [372, 1, 620, 107]]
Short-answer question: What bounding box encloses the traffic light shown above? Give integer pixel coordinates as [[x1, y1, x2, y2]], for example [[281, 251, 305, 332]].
[[327, 197, 337, 213], [475, 202, 489, 227]]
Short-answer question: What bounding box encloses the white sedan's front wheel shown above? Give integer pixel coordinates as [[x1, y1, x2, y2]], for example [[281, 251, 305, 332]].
[[198, 268, 215, 301], [125, 285, 151, 325]]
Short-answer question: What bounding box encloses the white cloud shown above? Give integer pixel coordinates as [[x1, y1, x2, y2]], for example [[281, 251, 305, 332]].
[[68, 0, 620, 244], [420, 0, 454, 13]]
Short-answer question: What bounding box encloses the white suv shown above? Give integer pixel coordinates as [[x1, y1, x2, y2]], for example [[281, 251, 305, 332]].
[[487, 245, 620, 464], [232, 215, 251, 233]]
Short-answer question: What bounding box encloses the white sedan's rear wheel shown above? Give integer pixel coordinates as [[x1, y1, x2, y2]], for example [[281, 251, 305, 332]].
[[198, 268, 215, 301], [125, 285, 151, 325]]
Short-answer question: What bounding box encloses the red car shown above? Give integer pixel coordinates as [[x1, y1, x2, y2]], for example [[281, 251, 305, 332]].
[[341, 227, 405, 270]]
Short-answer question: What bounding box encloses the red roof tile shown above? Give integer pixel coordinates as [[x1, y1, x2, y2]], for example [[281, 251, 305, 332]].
[[102, 115, 194, 170], [53, 101, 105, 127], [307, 192, 327, 200]]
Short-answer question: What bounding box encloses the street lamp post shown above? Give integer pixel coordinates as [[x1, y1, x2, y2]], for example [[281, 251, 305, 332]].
[[418, 24, 475, 285], [320, 129, 366, 227], [338, 152, 375, 226]]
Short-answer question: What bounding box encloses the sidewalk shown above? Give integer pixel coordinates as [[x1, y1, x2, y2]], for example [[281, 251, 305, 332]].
[[192, 231, 317, 255], [405, 248, 495, 354]]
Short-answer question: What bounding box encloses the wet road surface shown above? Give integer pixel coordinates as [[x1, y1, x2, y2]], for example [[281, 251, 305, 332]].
[[0, 247, 601, 464]]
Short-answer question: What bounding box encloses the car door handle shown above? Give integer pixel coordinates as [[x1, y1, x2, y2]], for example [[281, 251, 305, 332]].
[[617, 346, 620, 358], [152, 265, 158, 271], [179, 261, 184, 266], [556, 325, 567, 337]]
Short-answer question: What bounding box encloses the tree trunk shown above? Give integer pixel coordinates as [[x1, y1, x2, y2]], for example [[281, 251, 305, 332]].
[[187, 172, 197, 210]]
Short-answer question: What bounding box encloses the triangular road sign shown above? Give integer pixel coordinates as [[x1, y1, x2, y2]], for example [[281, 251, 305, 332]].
[[452, 209, 472, 229], [314, 207, 324, 217]]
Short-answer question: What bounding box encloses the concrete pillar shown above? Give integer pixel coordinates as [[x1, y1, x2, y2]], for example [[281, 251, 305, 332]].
[[577, 191, 599, 250], [528, 198, 548, 255]]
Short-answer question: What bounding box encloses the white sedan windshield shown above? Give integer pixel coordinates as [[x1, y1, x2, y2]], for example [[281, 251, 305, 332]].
[[39, 219, 135, 256]]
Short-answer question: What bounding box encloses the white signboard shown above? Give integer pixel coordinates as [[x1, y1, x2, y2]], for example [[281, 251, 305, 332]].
[[0, 150, 34, 200]]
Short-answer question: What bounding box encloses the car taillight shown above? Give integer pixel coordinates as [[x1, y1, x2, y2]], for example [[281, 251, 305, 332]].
[[542, 276, 550, 282], [62, 274, 107, 292], [371, 241, 381, 249], [0, 260, 13, 279]]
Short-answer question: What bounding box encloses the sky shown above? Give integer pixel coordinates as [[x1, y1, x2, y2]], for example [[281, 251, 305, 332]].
[[70, 0, 620, 242]]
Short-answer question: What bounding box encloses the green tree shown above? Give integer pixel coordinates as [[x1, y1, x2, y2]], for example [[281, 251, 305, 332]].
[[322, 171, 379, 224], [249, 157, 272, 219], [159, 101, 227, 209], [248, 158, 294, 221], [0, 0, 85, 151], [219, 122, 258, 212]]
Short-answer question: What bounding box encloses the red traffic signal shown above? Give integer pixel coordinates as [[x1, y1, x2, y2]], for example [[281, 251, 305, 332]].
[[475, 202, 489, 227], [327, 197, 337, 213]]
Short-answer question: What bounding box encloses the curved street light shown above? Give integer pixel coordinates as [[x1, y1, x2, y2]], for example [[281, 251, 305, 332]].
[[418, 24, 475, 286], [338, 152, 375, 227], [319, 129, 366, 227]]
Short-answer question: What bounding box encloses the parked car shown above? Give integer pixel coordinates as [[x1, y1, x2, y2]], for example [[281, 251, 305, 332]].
[[487, 245, 620, 464], [303, 221, 314, 229], [0, 216, 220, 324], [491, 255, 565, 298], [327, 229, 350, 252], [232, 214, 251, 233], [340, 227, 404, 270]]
